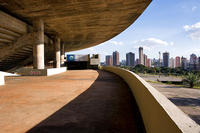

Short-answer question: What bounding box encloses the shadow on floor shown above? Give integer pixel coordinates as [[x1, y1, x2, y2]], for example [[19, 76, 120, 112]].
[[169, 97, 200, 107], [162, 85, 183, 89], [26, 70, 145, 133]]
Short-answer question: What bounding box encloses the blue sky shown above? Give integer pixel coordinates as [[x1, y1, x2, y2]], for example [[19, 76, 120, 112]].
[[67, 0, 200, 62]]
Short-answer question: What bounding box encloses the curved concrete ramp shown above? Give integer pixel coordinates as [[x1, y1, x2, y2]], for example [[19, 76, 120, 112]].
[[0, 70, 144, 133]]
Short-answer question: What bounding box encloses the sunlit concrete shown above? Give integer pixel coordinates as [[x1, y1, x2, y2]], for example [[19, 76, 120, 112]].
[[33, 18, 45, 69], [0, 74, 4, 85], [0, 70, 143, 133]]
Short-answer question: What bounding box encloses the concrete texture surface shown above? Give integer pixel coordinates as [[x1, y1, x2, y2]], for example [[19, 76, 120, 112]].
[[0, 74, 4, 85], [102, 66, 200, 133], [0, 1, 152, 71], [0, 0, 151, 52], [0, 70, 144, 133]]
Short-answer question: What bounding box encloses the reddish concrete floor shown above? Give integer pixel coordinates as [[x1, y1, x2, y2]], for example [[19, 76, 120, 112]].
[[0, 70, 144, 133]]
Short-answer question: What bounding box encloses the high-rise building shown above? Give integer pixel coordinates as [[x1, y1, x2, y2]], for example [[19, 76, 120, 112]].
[[143, 54, 147, 66], [112, 51, 120, 66], [152, 58, 160, 67], [139, 47, 144, 65], [189, 54, 197, 70], [136, 59, 139, 65], [190, 54, 197, 64], [147, 59, 151, 67], [126, 52, 135, 66], [169, 58, 175, 68], [175, 56, 181, 68], [198, 57, 200, 70], [105, 55, 112, 66], [159, 51, 161, 67], [181, 56, 187, 70], [163, 52, 169, 67], [120, 60, 126, 66]]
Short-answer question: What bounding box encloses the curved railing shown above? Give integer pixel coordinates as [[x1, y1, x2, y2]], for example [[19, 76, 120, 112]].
[[101, 66, 200, 133]]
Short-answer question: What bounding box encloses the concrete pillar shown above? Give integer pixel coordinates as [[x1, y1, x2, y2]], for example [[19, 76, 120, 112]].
[[33, 18, 45, 69], [61, 43, 65, 66], [0, 74, 5, 85], [55, 37, 60, 68]]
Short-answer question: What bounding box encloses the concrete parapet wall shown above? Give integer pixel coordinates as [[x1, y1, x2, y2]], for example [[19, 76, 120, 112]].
[[0, 74, 5, 85], [16, 67, 67, 76], [101, 66, 200, 133]]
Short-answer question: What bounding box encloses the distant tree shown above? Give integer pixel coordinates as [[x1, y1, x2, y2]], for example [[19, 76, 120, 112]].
[[183, 73, 200, 88]]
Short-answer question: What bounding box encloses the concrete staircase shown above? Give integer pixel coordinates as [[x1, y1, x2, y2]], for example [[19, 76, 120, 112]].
[[0, 11, 53, 71]]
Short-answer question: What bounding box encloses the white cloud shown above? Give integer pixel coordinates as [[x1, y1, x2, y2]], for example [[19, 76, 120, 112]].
[[88, 47, 96, 53], [109, 41, 124, 46], [192, 6, 197, 11], [187, 48, 200, 54], [184, 22, 200, 40], [170, 42, 174, 46], [142, 46, 151, 51], [133, 38, 172, 48]]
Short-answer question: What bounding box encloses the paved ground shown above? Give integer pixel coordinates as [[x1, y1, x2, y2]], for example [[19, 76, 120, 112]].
[[140, 74, 200, 125], [0, 70, 144, 133], [139, 74, 182, 82]]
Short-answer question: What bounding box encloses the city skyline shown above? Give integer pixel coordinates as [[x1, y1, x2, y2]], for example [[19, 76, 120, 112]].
[[66, 0, 200, 62], [103, 48, 200, 71]]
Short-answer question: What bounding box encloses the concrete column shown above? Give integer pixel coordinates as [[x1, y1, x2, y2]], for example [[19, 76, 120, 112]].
[[0, 74, 5, 85], [61, 43, 65, 66], [33, 18, 45, 69], [55, 37, 60, 68]]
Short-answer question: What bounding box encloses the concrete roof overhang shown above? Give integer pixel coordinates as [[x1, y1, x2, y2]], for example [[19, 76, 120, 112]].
[[0, 0, 151, 52]]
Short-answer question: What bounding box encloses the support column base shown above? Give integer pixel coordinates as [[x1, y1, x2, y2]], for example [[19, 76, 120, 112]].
[[17, 67, 67, 76], [0, 74, 5, 85]]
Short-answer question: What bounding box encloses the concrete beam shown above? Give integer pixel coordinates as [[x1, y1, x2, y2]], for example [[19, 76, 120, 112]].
[[0, 11, 27, 34], [33, 18, 45, 69], [0, 38, 12, 43], [0, 27, 21, 37], [0, 32, 17, 41]]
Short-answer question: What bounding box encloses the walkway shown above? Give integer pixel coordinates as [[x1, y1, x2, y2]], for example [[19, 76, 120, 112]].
[[0, 70, 144, 133]]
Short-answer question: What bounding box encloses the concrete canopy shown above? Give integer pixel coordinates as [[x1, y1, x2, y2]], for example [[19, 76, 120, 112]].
[[0, 0, 151, 52]]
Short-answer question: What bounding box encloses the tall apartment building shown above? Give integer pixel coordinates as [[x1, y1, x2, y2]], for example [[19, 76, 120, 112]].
[[198, 57, 200, 70], [175, 56, 181, 68], [181, 56, 187, 69], [189, 54, 197, 70], [105, 55, 112, 66], [126, 52, 135, 66], [112, 51, 120, 66], [169, 58, 175, 68], [147, 59, 151, 67], [143, 54, 147, 66], [139, 47, 144, 65], [136, 59, 139, 65], [163, 52, 169, 67]]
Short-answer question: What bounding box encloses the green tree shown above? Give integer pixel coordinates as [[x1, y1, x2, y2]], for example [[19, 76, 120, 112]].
[[183, 73, 200, 88]]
